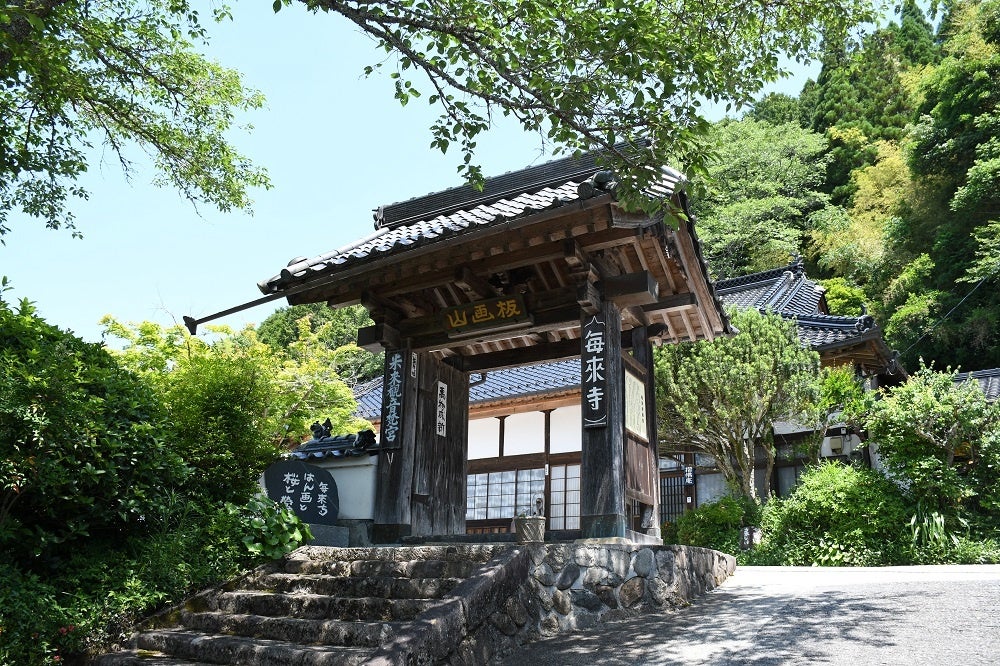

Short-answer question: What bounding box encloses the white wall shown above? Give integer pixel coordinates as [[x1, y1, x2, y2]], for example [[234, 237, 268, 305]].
[[503, 411, 545, 455], [550, 405, 583, 453], [468, 417, 501, 459]]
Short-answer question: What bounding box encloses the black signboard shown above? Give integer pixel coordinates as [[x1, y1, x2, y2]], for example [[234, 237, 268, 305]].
[[581, 314, 608, 428], [683, 466, 695, 486], [380, 350, 407, 450], [263, 460, 339, 525]]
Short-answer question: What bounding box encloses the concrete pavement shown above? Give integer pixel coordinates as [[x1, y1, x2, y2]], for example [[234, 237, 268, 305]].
[[499, 565, 1000, 665]]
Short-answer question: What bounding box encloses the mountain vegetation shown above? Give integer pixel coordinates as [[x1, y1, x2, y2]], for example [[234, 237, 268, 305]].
[[702, 0, 1000, 371]]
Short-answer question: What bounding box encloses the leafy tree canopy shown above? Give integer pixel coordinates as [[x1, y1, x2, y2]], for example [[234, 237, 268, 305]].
[[283, 0, 879, 208], [655, 308, 821, 502], [0, 0, 271, 239], [102, 318, 370, 502], [257, 303, 382, 385], [692, 118, 835, 278]]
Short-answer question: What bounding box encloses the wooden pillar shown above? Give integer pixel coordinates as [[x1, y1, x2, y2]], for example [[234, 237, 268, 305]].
[[580, 299, 627, 539], [373, 349, 418, 543], [373, 350, 470, 542], [631, 325, 661, 538]]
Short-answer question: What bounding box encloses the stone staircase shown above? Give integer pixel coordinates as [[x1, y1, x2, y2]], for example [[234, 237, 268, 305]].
[[94, 544, 521, 666]]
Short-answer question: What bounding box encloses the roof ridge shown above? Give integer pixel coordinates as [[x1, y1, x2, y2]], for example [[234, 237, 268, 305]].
[[373, 143, 650, 230]]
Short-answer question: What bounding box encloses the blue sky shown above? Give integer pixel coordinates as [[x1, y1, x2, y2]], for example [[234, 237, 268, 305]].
[[0, 4, 816, 343]]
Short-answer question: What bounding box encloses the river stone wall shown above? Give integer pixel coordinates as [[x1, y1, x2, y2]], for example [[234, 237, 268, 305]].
[[445, 543, 736, 665]]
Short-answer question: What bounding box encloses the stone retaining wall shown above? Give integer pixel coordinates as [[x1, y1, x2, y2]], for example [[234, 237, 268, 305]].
[[390, 543, 735, 665]]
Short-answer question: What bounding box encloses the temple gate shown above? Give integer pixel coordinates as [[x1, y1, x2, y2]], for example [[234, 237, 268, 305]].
[[213, 151, 729, 542]]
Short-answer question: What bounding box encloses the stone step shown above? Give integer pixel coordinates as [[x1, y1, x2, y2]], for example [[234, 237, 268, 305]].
[[282, 557, 478, 579], [259, 573, 461, 599], [134, 629, 372, 666], [177, 611, 395, 648], [93, 650, 218, 666], [292, 544, 508, 564], [208, 591, 435, 622]]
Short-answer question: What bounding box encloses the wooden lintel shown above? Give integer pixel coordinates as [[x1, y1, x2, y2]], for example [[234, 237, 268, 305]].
[[356, 322, 401, 352], [602, 271, 659, 307], [453, 328, 641, 373], [455, 338, 582, 372]]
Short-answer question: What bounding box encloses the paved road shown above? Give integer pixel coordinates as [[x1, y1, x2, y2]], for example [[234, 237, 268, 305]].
[[500, 566, 1000, 665]]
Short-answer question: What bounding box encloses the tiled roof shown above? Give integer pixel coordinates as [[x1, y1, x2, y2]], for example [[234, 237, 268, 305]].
[[954, 368, 1000, 401], [715, 260, 825, 316], [355, 358, 581, 422], [788, 313, 878, 349], [259, 152, 685, 296]]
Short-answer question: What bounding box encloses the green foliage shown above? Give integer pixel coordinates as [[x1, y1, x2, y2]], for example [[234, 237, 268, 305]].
[[671, 496, 761, 554], [103, 318, 368, 466], [286, 0, 877, 207], [818, 277, 867, 315], [867, 0, 1000, 368], [0, 296, 189, 565], [258, 303, 383, 386], [162, 338, 281, 504], [228, 495, 312, 560], [751, 462, 912, 566], [0, 494, 280, 664], [0, 0, 269, 238], [863, 364, 999, 522], [656, 309, 820, 501], [693, 118, 835, 277], [748, 93, 803, 126]]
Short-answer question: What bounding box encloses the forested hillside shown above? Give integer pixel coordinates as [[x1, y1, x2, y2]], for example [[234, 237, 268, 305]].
[[695, 0, 1000, 371]]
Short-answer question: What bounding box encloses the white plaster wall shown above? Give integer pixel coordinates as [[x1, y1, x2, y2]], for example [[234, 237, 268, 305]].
[[550, 405, 583, 453], [468, 417, 501, 460], [310, 455, 378, 520], [503, 411, 545, 455]]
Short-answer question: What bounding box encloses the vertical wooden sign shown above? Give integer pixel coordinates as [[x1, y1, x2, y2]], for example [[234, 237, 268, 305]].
[[435, 381, 448, 437], [581, 314, 608, 428], [380, 350, 407, 449]]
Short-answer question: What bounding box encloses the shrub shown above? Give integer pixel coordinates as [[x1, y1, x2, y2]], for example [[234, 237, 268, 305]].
[[0, 298, 188, 565], [224, 495, 313, 560], [863, 365, 997, 526], [752, 461, 911, 566], [670, 495, 760, 554]]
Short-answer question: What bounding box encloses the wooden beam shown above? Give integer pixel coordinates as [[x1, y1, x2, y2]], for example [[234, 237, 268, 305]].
[[356, 322, 401, 352], [451, 328, 643, 373], [454, 266, 498, 300], [577, 280, 601, 315], [602, 271, 659, 307], [451, 338, 582, 372], [639, 292, 697, 313]]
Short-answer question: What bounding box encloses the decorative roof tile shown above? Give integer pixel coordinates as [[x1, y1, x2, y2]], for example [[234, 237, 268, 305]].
[[715, 259, 823, 316]]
